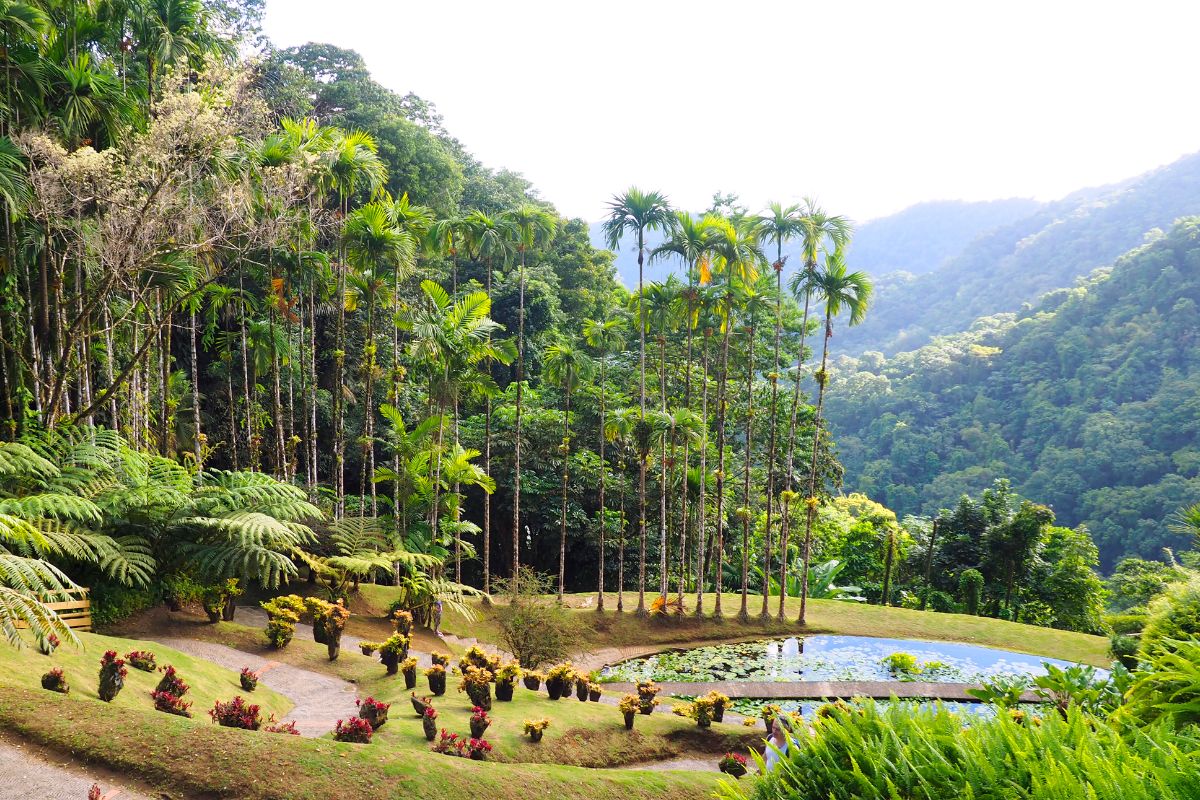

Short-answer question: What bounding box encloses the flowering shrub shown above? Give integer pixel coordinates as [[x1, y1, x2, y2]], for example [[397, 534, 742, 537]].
[[239, 667, 259, 692], [636, 680, 660, 714], [421, 705, 439, 740], [495, 661, 522, 683], [38, 633, 60, 655], [87, 784, 102, 800], [358, 641, 378, 656], [379, 633, 410, 657], [430, 651, 450, 667], [523, 718, 550, 741], [431, 729, 464, 756], [356, 696, 390, 729], [400, 657, 418, 673], [718, 751, 749, 777], [40, 667, 68, 694], [523, 670, 544, 690], [263, 718, 300, 735], [151, 690, 192, 717], [705, 690, 730, 721], [466, 737, 493, 760], [333, 716, 373, 743], [470, 706, 491, 737], [458, 665, 494, 709], [587, 682, 602, 701], [425, 663, 447, 695], [97, 651, 127, 702], [691, 696, 715, 727], [155, 665, 189, 697], [209, 696, 262, 730], [459, 645, 500, 674], [424, 663, 447, 678], [261, 595, 305, 648], [618, 694, 640, 715], [390, 608, 413, 635], [125, 650, 157, 672]]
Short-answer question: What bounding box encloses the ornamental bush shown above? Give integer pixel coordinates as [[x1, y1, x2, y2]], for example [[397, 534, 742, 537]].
[[333, 716, 373, 744], [209, 696, 262, 730], [125, 650, 156, 672]]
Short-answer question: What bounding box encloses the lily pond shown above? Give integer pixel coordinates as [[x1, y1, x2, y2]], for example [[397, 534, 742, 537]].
[[601, 635, 1093, 685]]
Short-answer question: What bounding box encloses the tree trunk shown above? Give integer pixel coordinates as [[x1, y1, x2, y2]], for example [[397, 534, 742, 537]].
[[798, 315, 833, 625], [658, 335, 669, 605], [713, 317, 733, 619], [695, 330, 710, 617], [558, 383, 570, 604], [763, 256, 784, 617], [190, 309, 203, 473], [636, 235, 648, 618], [779, 281, 813, 620], [511, 252, 526, 589], [739, 323, 754, 621]]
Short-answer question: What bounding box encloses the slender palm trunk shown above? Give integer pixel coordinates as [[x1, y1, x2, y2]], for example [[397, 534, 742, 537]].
[[334, 199, 348, 516], [713, 315, 733, 619], [763, 255, 783, 617], [658, 334, 669, 604], [739, 323, 755, 620], [636, 237, 648, 617], [483, 257, 494, 595], [798, 314, 833, 625], [558, 382, 571, 604], [512, 252, 526, 589], [679, 284, 695, 614], [694, 329, 710, 617], [190, 309, 203, 472], [596, 354, 607, 611], [617, 464, 626, 612], [779, 282, 812, 619], [308, 292, 319, 492]]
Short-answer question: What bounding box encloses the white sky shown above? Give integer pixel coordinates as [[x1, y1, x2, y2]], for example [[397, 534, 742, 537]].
[[263, 0, 1200, 224]]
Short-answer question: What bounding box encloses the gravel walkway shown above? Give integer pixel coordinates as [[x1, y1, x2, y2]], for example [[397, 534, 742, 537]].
[[0, 736, 155, 800], [151, 637, 358, 737]]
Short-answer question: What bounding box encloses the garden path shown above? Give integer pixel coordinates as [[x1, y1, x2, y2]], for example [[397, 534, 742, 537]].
[[149, 637, 359, 737], [0, 733, 156, 800]]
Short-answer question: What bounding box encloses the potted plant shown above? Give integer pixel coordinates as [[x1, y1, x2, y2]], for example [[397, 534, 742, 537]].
[[587, 682, 602, 702], [636, 680, 660, 715], [425, 664, 447, 696], [37, 633, 60, 656], [209, 697, 262, 730], [400, 657, 418, 689], [575, 676, 589, 701], [410, 693, 433, 717], [421, 706, 438, 741], [495, 661, 521, 701], [761, 703, 782, 733], [125, 650, 156, 672], [466, 737, 492, 761], [151, 689, 192, 717], [523, 670, 544, 691], [359, 641, 377, 656], [618, 694, 639, 730], [261, 595, 305, 648], [458, 665, 493, 710], [691, 696, 715, 728], [333, 716, 373, 743], [718, 752, 749, 778], [523, 718, 550, 743], [356, 696, 390, 730], [390, 608, 413, 636], [469, 706, 491, 738], [706, 690, 730, 723], [155, 665, 188, 697], [40, 667, 68, 694], [239, 667, 259, 692], [459, 645, 501, 674], [305, 598, 331, 644], [312, 600, 350, 661], [546, 663, 575, 700], [97, 651, 127, 702], [430, 651, 450, 667], [379, 633, 410, 675]]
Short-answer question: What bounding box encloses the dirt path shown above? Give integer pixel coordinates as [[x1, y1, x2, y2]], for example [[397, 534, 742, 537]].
[[151, 637, 358, 737], [0, 734, 156, 800]]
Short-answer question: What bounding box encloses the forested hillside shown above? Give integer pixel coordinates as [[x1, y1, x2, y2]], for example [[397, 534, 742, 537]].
[[833, 152, 1200, 356], [845, 198, 1041, 276], [826, 218, 1200, 568]]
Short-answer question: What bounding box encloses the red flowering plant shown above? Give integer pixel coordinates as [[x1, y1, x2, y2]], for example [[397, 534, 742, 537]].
[[356, 696, 390, 729], [333, 716, 373, 744], [239, 667, 259, 692], [125, 650, 157, 672], [209, 696, 262, 730], [39, 633, 61, 655], [718, 752, 749, 777], [421, 705, 439, 740], [466, 738, 493, 761], [151, 690, 192, 717], [263, 717, 300, 735], [469, 706, 491, 738], [40, 667, 68, 694], [97, 651, 127, 702], [431, 729, 461, 755], [155, 665, 188, 697]]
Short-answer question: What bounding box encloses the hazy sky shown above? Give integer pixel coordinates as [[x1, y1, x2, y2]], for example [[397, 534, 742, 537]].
[[263, 0, 1200, 224]]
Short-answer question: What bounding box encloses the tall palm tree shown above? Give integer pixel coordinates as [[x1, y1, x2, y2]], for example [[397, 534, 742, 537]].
[[321, 128, 386, 517], [737, 280, 770, 620], [755, 202, 802, 617], [604, 406, 638, 612], [797, 252, 871, 624], [707, 218, 764, 618], [582, 313, 625, 612], [778, 200, 850, 619], [543, 341, 593, 603], [602, 188, 673, 615], [648, 405, 703, 607], [500, 204, 556, 590], [463, 210, 513, 595], [643, 276, 681, 605]]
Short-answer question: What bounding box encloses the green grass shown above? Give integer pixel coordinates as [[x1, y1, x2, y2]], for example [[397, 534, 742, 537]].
[[365, 589, 1110, 667], [0, 682, 724, 800], [0, 630, 293, 721]]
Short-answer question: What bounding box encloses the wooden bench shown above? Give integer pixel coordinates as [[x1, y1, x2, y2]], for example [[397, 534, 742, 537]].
[[14, 587, 92, 632]]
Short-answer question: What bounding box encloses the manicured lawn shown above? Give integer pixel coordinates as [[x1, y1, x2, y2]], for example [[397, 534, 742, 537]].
[[0, 630, 293, 721], [0, 684, 726, 800]]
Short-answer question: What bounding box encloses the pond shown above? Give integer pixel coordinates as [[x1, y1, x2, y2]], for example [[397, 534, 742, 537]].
[[601, 635, 1096, 685]]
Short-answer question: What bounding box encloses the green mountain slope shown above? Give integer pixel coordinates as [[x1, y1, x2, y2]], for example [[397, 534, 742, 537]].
[[826, 218, 1200, 569], [835, 152, 1200, 356]]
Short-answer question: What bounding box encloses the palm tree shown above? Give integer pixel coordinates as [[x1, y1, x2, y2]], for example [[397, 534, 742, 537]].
[[648, 406, 704, 608], [604, 406, 638, 612], [543, 341, 594, 604], [321, 128, 387, 517], [778, 200, 850, 619], [755, 202, 802, 617], [582, 314, 625, 611], [737, 280, 770, 620], [602, 188, 673, 615], [500, 205, 556, 590], [693, 284, 719, 616], [707, 218, 764, 618], [797, 252, 871, 624], [130, 0, 212, 102], [463, 210, 514, 595], [343, 202, 416, 516], [643, 276, 681, 605]]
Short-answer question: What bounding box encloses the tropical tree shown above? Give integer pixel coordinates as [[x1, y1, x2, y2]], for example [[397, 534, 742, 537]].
[[737, 279, 771, 619], [543, 341, 593, 603], [778, 200, 850, 619], [583, 313, 625, 611], [602, 188, 673, 615], [499, 205, 556, 590], [797, 252, 871, 624]]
